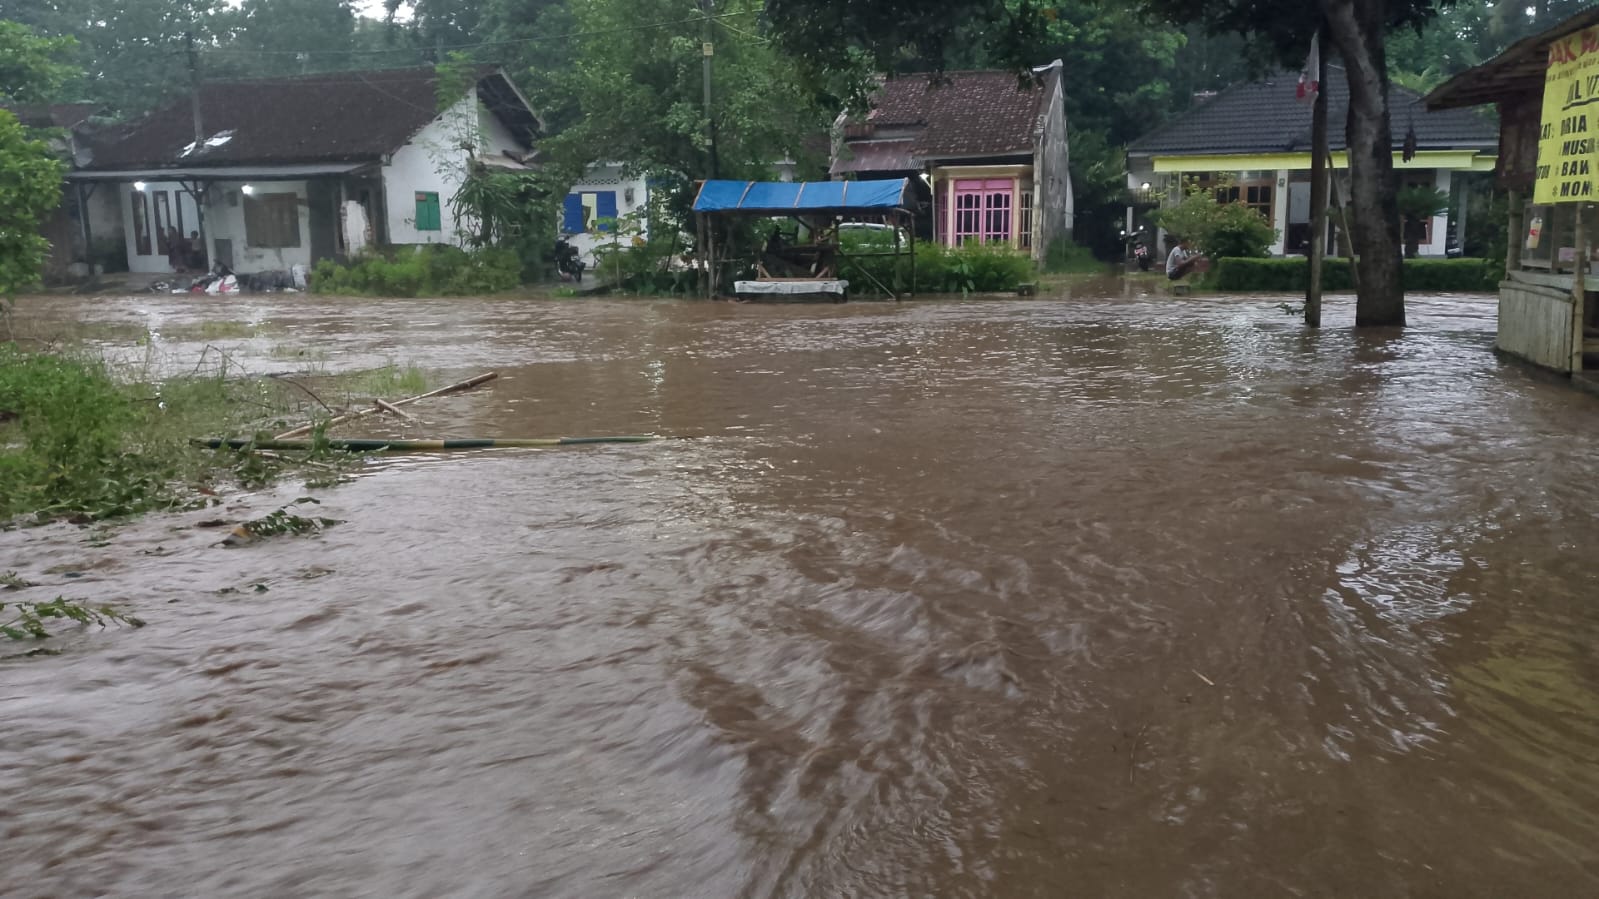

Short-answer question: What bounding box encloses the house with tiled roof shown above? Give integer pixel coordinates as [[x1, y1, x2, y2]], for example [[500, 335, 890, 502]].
[[831, 61, 1072, 262], [1126, 66, 1498, 258], [63, 66, 539, 276]]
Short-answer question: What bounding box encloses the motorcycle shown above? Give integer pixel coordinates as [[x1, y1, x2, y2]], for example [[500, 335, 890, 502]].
[[555, 238, 586, 282], [1120, 225, 1154, 272]]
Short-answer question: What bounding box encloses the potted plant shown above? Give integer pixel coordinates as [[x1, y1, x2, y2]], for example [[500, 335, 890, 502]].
[[1396, 185, 1450, 258]]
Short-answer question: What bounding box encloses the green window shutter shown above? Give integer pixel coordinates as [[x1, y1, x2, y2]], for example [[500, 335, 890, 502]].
[[415, 192, 441, 231]]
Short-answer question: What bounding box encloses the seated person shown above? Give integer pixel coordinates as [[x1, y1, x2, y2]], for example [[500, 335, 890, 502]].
[[1166, 237, 1208, 281]]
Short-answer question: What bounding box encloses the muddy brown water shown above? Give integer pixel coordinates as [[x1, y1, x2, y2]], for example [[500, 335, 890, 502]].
[[3, 285, 1597, 897]]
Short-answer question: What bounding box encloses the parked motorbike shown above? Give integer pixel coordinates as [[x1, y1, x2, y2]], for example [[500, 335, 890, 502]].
[[555, 238, 586, 282], [1120, 226, 1154, 272]]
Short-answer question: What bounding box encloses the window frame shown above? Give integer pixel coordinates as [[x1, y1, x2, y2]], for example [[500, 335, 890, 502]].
[[244, 192, 303, 249]]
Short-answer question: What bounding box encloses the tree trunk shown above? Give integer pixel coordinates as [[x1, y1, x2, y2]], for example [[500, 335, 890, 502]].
[[1320, 0, 1405, 326]]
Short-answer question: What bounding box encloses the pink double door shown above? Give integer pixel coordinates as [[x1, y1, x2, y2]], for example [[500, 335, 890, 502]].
[[953, 179, 1014, 245]]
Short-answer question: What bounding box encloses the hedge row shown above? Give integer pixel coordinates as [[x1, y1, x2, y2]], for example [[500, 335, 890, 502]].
[[1207, 257, 1502, 292]]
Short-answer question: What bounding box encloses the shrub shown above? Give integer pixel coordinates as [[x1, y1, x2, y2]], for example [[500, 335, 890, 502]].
[[1154, 189, 1277, 259], [1208, 256, 1499, 292], [841, 240, 1035, 295], [311, 245, 522, 297], [592, 239, 696, 295]]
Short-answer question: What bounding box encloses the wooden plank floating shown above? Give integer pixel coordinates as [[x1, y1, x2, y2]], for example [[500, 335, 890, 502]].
[[274, 371, 499, 440], [197, 436, 660, 452]]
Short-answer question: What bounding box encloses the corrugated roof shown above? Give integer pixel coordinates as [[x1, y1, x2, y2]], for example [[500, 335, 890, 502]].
[[79, 66, 538, 171], [830, 139, 916, 175], [857, 70, 1046, 160], [1128, 66, 1497, 157]]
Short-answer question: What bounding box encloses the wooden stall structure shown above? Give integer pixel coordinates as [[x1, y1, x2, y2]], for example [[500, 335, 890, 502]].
[[692, 178, 915, 302], [1427, 9, 1599, 383]]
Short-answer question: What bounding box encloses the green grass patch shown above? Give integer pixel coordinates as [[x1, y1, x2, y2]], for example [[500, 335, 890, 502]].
[[336, 363, 428, 399], [1043, 239, 1108, 274], [161, 320, 276, 342], [312, 245, 523, 297], [1, 344, 437, 526]]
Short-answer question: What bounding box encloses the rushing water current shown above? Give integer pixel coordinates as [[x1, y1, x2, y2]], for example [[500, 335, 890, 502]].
[[3, 286, 1597, 897]]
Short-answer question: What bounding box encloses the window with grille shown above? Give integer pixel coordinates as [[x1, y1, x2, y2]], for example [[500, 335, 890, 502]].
[[953, 179, 1014, 245], [244, 193, 302, 248], [1216, 182, 1273, 219]]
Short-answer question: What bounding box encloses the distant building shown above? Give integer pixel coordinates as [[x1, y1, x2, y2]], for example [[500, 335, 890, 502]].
[[831, 62, 1073, 262], [1127, 67, 1498, 257], [63, 66, 540, 275]]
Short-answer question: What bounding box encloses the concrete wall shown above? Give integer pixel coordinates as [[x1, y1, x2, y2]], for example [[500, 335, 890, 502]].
[[383, 92, 475, 246], [1032, 61, 1073, 261], [200, 180, 313, 272], [1498, 280, 1576, 372]]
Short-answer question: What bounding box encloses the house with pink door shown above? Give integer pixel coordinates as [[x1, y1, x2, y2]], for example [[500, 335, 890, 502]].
[[830, 61, 1073, 262]]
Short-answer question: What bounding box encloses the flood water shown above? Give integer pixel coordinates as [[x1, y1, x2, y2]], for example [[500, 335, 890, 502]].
[[3, 284, 1597, 897]]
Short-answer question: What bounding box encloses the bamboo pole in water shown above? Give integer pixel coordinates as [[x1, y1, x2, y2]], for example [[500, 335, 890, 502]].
[[273, 371, 499, 439], [198, 435, 659, 452]]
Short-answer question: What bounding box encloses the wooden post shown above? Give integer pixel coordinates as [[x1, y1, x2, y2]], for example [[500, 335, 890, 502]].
[[1328, 160, 1359, 293], [1572, 203, 1586, 374], [909, 211, 917, 297], [1506, 189, 1524, 273], [1306, 29, 1328, 329]]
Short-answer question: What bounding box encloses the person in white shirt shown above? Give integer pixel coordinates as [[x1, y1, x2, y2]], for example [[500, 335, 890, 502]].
[[1166, 237, 1207, 281]]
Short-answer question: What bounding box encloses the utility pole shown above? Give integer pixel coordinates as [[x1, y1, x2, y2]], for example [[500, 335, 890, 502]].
[[702, 0, 717, 179], [186, 30, 204, 148], [1306, 28, 1327, 329]]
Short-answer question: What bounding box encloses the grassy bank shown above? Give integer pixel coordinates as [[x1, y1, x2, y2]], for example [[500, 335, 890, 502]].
[[0, 343, 428, 526]]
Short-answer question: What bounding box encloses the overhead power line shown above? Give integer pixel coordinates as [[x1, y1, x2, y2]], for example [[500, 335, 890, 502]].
[[196, 10, 761, 56]]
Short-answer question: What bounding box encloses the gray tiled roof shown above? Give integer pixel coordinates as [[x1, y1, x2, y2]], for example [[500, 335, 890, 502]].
[[79, 67, 537, 170], [1128, 66, 1497, 157]]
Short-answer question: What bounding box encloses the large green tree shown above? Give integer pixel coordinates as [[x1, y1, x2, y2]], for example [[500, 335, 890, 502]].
[[1137, 0, 1459, 327], [531, 0, 838, 226], [0, 21, 74, 298]]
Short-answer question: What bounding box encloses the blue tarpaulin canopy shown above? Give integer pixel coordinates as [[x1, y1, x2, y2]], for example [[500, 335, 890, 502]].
[[693, 178, 909, 214]]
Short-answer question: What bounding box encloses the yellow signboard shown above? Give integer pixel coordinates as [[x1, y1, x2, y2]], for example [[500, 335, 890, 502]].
[[1534, 25, 1599, 203]]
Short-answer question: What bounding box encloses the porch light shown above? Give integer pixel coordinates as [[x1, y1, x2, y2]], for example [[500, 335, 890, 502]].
[[1141, 181, 1151, 191], [241, 184, 255, 195], [133, 181, 147, 191]]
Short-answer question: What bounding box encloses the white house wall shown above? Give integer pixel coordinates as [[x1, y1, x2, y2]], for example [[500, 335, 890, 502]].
[[383, 93, 476, 246], [203, 180, 313, 272], [562, 164, 651, 265]]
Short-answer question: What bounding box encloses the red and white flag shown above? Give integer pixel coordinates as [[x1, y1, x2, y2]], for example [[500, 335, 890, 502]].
[[1297, 31, 1321, 104]]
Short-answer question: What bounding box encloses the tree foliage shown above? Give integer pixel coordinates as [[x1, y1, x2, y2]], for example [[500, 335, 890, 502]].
[[0, 111, 64, 299], [1155, 180, 1276, 258], [0, 20, 78, 104], [531, 0, 838, 231]]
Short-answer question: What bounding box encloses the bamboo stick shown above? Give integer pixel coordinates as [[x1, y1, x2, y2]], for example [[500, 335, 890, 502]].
[[198, 435, 658, 452], [273, 371, 498, 439], [373, 399, 416, 421]]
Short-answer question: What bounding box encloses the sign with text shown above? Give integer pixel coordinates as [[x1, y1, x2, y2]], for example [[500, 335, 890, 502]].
[[1534, 25, 1599, 203]]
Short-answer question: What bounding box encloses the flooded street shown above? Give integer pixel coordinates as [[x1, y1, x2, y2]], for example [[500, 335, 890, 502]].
[[3, 285, 1597, 897]]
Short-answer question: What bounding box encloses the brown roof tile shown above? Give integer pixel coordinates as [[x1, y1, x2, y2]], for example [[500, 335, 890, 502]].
[[865, 70, 1045, 160]]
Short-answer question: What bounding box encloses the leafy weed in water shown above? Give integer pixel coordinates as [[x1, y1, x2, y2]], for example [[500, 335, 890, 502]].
[[1, 597, 145, 641], [1, 570, 37, 590], [224, 497, 343, 545]]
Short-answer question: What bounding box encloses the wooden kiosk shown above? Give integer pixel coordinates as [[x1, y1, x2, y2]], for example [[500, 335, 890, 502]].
[[691, 178, 916, 301]]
